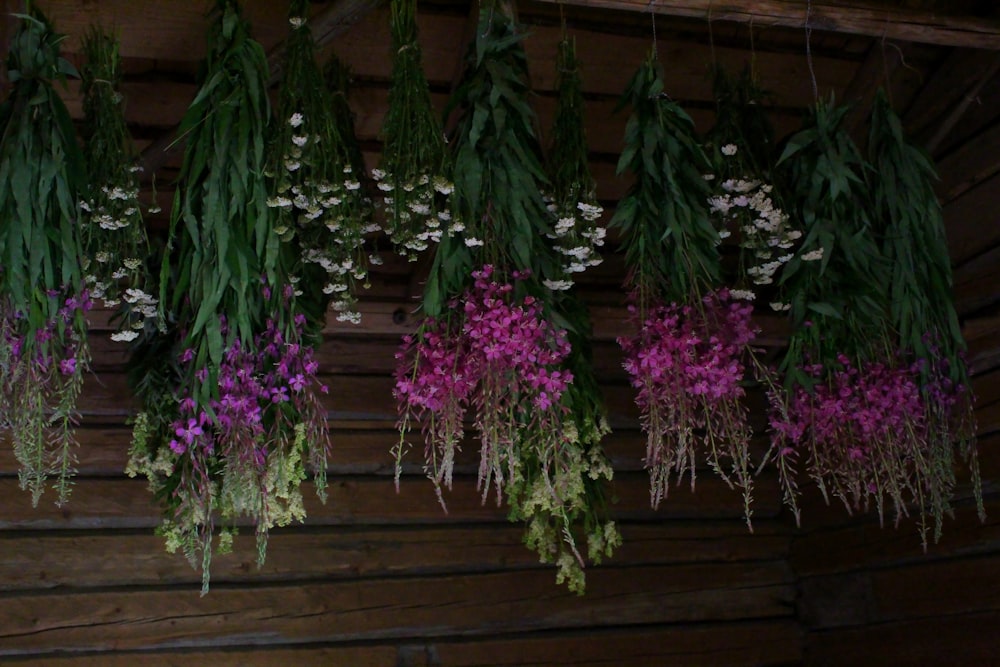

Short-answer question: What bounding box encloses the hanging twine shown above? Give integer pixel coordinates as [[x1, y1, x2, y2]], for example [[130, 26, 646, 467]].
[[648, 0, 658, 59], [805, 0, 819, 101]]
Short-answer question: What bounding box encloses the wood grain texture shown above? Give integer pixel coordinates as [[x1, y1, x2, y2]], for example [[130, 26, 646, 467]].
[[0, 521, 790, 591], [0, 472, 783, 530], [0, 620, 803, 666], [540, 0, 1000, 49], [806, 610, 1000, 666], [0, 562, 794, 654]]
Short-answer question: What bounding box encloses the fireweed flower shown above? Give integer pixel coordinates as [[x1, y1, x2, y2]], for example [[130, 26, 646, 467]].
[[768, 356, 938, 526], [395, 266, 573, 506], [619, 289, 757, 520]]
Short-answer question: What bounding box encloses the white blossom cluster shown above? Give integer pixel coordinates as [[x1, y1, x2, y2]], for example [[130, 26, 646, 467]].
[[268, 112, 377, 325], [80, 165, 159, 339], [372, 168, 458, 261], [707, 145, 801, 293], [543, 199, 606, 291]]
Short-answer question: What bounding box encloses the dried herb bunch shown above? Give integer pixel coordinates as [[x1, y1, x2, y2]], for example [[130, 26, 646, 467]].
[[79, 27, 157, 339], [0, 6, 91, 506], [394, 0, 618, 593], [613, 52, 756, 526], [704, 67, 798, 305], [267, 0, 375, 326], [543, 35, 605, 290], [867, 89, 983, 540], [771, 99, 927, 528], [127, 0, 330, 593], [376, 0, 457, 260]]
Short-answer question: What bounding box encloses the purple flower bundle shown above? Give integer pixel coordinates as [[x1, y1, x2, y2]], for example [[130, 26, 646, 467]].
[[620, 288, 757, 522], [168, 309, 327, 461], [770, 354, 930, 520], [395, 265, 573, 508], [0, 289, 92, 505]]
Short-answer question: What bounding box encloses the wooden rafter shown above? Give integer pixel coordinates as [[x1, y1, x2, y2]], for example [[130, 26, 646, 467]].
[[536, 0, 1000, 50]]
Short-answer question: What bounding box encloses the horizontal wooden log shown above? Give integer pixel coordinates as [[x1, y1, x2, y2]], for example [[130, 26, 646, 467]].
[[0, 472, 782, 530], [544, 0, 1000, 49], [805, 610, 1000, 666], [0, 562, 794, 655], [0, 425, 688, 477], [0, 646, 399, 667], [0, 619, 804, 666], [791, 492, 1000, 578], [41, 0, 295, 60], [944, 170, 1000, 266], [0, 520, 790, 591], [954, 245, 1000, 317], [871, 552, 1000, 619], [431, 620, 803, 666], [937, 118, 1000, 203]]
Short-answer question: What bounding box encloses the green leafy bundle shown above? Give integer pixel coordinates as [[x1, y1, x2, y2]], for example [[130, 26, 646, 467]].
[[543, 35, 606, 290], [267, 0, 373, 327], [867, 89, 983, 536], [776, 100, 889, 385], [612, 51, 720, 309], [770, 99, 931, 529], [613, 52, 755, 524], [376, 0, 456, 260], [395, 0, 618, 593], [127, 0, 330, 593], [0, 6, 90, 506], [79, 27, 157, 338]]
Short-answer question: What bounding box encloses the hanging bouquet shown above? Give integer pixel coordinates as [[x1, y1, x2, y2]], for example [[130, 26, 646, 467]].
[[769, 99, 928, 528], [126, 0, 329, 593], [394, 0, 618, 593], [0, 7, 90, 506], [375, 0, 457, 260], [867, 89, 983, 540], [543, 35, 606, 290], [613, 52, 756, 526], [266, 0, 375, 326], [79, 27, 157, 338], [704, 67, 799, 305]]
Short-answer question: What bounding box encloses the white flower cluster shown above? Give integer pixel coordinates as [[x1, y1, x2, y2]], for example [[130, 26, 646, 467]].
[[707, 159, 802, 292], [268, 112, 376, 325], [544, 199, 606, 289], [372, 168, 458, 260], [80, 165, 159, 339], [80, 185, 141, 231]]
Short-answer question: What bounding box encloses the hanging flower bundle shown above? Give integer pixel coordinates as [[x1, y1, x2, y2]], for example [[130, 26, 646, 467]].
[[613, 52, 756, 525], [0, 7, 91, 506], [704, 68, 799, 305], [79, 27, 157, 338], [266, 0, 374, 326], [543, 35, 606, 290], [376, 0, 457, 260], [394, 0, 618, 593], [769, 99, 926, 527], [867, 89, 983, 540], [126, 0, 329, 593]]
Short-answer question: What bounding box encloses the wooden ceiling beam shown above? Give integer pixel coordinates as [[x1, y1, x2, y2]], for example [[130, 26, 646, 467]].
[[536, 0, 1000, 50], [138, 0, 382, 176]]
